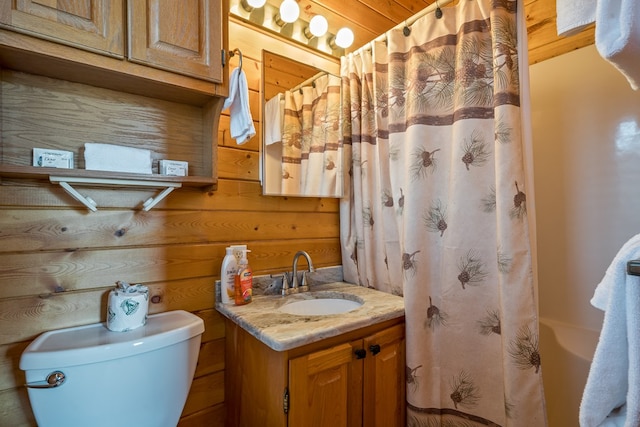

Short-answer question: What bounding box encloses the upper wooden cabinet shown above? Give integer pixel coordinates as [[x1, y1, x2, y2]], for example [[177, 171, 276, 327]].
[[0, 0, 124, 57], [128, 0, 223, 83], [0, 0, 224, 84]]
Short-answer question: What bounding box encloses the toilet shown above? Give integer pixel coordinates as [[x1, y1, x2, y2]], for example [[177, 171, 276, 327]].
[[20, 310, 204, 427]]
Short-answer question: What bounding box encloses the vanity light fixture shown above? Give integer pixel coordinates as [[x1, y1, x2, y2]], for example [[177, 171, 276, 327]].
[[229, 0, 350, 57], [332, 27, 355, 49], [240, 0, 266, 12], [277, 0, 300, 24]]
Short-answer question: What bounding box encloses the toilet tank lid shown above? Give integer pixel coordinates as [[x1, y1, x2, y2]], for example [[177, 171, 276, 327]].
[[20, 310, 205, 370]]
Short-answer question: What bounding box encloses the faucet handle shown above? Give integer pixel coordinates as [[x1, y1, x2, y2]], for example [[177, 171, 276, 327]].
[[298, 271, 310, 293], [270, 272, 291, 295]]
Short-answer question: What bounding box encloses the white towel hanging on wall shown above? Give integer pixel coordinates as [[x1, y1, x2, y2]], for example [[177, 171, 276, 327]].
[[579, 233, 640, 426], [223, 67, 256, 145], [596, 0, 640, 90]]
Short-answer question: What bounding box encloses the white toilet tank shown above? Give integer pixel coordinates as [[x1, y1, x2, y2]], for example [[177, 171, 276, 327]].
[[20, 310, 204, 427]]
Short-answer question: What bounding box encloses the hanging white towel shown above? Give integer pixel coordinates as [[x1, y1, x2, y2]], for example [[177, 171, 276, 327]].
[[556, 0, 596, 36], [223, 67, 256, 145], [264, 93, 283, 146], [595, 0, 640, 90], [579, 233, 640, 427]]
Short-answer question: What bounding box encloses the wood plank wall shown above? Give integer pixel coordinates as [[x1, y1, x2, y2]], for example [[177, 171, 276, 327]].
[[0, 20, 341, 427]]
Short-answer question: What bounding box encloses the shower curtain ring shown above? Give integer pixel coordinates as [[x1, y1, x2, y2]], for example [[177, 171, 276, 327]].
[[403, 20, 411, 36], [435, 0, 443, 19]]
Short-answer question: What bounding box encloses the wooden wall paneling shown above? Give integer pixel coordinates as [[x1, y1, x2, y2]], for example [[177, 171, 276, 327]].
[[0, 239, 340, 301], [216, 146, 261, 180], [218, 114, 261, 150], [0, 341, 29, 390], [0, 386, 34, 427], [178, 403, 225, 427], [182, 370, 225, 416], [208, 179, 339, 213], [0, 209, 340, 253], [0, 179, 340, 212], [196, 337, 226, 377]]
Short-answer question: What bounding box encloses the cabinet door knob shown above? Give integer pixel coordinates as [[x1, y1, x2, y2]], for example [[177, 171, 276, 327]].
[[369, 344, 381, 355], [354, 349, 367, 359]]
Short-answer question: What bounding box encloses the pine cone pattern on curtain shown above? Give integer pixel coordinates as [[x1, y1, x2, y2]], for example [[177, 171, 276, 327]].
[[339, 0, 547, 425]]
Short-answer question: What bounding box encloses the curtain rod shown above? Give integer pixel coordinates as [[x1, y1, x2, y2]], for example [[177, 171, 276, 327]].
[[289, 71, 328, 93], [351, 0, 457, 55]]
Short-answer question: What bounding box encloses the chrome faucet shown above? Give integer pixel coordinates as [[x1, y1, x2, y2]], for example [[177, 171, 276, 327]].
[[291, 250, 315, 293]]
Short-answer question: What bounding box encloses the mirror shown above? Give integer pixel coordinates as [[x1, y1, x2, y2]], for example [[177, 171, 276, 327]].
[[261, 50, 343, 198]]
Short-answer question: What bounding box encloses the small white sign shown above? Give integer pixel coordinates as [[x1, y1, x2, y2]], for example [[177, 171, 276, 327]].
[[33, 148, 74, 169], [159, 160, 188, 176]]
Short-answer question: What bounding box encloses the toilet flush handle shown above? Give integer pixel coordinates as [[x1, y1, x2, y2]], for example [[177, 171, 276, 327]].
[[25, 371, 66, 389]]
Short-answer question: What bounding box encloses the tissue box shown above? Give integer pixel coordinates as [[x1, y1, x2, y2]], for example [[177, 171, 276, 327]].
[[84, 143, 152, 174], [33, 148, 74, 169], [159, 160, 188, 176]]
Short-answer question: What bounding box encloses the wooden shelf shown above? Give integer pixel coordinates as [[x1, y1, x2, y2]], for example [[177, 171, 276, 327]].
[[0, 164, 216, 189]]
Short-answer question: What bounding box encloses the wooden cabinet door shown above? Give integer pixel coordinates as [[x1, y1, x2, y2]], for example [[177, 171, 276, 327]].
[[0, 0, 124, 57], [362, 324, 406, 427], [289, 342, 355, 427], [127, 0, 223, 83]]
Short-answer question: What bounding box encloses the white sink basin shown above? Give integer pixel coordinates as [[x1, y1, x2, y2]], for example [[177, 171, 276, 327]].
[[279, 298, 363, 316]]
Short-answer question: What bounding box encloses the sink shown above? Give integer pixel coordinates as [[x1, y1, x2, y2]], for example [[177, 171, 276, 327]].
[[279, 297, 363, 316]]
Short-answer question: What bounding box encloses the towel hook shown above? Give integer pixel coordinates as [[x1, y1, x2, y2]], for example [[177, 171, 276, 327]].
[[229, 48, 243, 70]]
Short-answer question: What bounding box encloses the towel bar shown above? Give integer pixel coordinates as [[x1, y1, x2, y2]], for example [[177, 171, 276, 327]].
[[627, 259, 640, 276]]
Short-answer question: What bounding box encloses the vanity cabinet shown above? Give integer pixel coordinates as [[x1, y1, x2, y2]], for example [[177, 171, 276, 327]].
[[225, 318, 406, 427], [0, 0, 228, 204]]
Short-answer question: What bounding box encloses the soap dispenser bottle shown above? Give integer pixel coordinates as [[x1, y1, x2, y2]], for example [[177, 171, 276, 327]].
[[220, 247, 235, 304], [234, 249, 252, 305], [220, 245, 246, 304]]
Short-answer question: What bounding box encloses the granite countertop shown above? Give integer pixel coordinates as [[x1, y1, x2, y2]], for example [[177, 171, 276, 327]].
[[216, 281, 405, 351]]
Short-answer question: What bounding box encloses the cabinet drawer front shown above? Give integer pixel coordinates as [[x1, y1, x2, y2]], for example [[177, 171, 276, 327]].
[[127, 0, 223, 83], [0, 0, 124, 57]]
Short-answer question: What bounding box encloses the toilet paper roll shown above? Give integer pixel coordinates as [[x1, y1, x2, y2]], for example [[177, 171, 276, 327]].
[[106, 282, 149, 332]]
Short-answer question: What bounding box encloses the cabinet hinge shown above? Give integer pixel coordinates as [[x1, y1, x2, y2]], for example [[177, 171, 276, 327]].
[[283, 387, 289, 414], [221, 49, 227, 68]]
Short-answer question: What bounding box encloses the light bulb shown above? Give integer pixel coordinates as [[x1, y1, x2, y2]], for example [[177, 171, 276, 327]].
[[240, 0, 265, 12], [279, 0, 300, 23], [308, 15, 328, 37], [335, 27, 354, 48]]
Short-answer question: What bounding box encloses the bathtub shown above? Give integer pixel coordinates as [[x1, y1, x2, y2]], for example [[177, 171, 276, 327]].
[[538, 317, 600, 427]]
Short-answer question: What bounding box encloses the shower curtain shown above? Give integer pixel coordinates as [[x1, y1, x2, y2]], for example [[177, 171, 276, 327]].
[[281, 73, 343, 197], [339, 0, 546, 425]]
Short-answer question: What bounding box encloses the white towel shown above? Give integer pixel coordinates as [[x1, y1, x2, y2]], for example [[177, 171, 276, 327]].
[[579, 233, 640, 427], [556, 0, 596, 36], [223, 67, 256, 145], [595, 0, 640, 90], [84, 143, 152, 174], [264, 93, 283, 146]]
